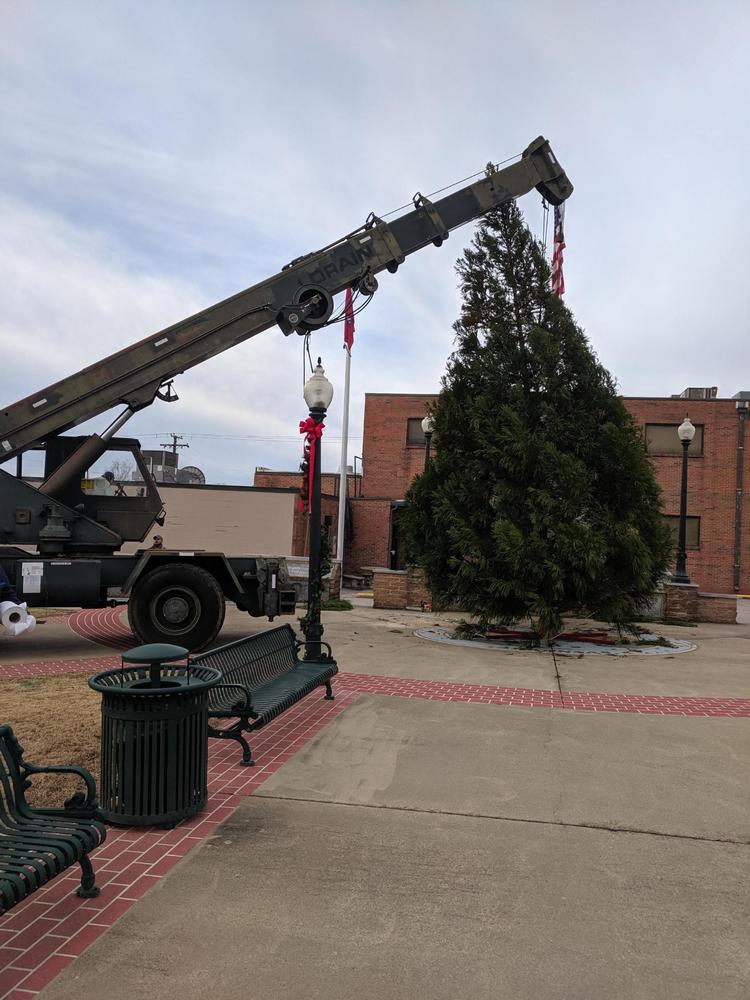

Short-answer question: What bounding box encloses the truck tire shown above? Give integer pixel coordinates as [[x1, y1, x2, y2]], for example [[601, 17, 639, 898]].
[[128, 563, 225, 651]]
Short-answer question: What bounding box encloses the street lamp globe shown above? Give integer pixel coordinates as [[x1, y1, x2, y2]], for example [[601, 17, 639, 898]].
[[303, 359, 334, 411], [421, 414, 434, 472], [677, 416, 696, 442]]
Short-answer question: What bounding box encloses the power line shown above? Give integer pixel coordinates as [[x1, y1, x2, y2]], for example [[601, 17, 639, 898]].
[[137, 432, 355, 443]]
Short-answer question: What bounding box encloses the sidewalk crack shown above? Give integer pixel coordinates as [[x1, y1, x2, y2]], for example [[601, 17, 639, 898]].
[[252, 792, 750, 847]]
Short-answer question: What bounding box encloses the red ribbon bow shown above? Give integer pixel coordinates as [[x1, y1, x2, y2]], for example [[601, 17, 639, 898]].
[[299, 417, 324, 513]]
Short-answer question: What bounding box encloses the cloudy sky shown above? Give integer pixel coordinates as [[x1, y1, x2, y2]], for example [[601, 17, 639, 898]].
[[2, 1, 749, 483]]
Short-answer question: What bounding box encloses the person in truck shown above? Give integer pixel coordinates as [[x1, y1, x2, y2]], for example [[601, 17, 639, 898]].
[[0, 565, 19, 604]]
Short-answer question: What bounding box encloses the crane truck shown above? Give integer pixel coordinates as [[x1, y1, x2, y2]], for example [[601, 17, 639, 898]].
[[0, 137, 573, 650]]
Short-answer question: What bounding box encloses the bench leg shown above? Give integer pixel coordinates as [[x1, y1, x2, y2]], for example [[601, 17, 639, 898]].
[[237, 733, 255, 767], [76, 854, 100, 899], [208, 721, 256, 766], [324, 681, 335, 701]]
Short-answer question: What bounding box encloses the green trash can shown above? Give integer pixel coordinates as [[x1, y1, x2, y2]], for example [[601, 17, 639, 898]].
[[89, 643, 221, 826]]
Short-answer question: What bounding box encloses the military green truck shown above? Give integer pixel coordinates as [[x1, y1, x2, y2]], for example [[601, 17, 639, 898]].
[[0, 137, 572, 650]]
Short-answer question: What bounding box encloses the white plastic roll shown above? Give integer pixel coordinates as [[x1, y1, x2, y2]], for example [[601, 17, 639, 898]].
[[0, 601, 37, 637], [0, 600, 25, 627]]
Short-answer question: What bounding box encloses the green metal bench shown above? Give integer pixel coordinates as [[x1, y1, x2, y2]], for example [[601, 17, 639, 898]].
[[0, 725, 106, 915], [191, 624, 337, 766]]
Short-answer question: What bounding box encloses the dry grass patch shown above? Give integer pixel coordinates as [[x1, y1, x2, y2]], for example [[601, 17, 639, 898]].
[[0, 674, 100, 808]]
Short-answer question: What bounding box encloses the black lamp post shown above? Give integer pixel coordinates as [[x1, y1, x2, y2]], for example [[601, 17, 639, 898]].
[[303, 359, 334, 659], [421, 414, 434, 471], [672, 415, 696, 584]]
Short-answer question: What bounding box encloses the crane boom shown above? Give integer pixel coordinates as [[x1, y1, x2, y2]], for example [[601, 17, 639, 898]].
[[0, 136, 572, 462]]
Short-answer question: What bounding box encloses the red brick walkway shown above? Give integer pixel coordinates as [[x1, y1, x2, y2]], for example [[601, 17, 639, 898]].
[[0, 656, 118, 682], [68, 607, 133, 651], [0, 691, 356, 998], [341, 673, 750, 717], [2, 657, 749, 719]]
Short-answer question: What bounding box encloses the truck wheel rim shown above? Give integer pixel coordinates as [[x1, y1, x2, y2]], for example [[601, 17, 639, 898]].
[[150, 586, 201, 634]]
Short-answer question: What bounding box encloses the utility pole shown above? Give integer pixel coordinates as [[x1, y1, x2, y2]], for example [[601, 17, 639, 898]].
[[160, 434, 189, 456]]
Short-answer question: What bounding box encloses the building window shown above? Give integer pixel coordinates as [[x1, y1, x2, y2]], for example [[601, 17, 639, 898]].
[[664, 515, 701, 549], [645, 424, 704, 456], [406, 418, 427, 446]]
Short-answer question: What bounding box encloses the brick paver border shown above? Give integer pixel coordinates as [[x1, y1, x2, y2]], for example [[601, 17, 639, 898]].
[[340, 673, 750, 717], [68, 607, 133, 651], [0, 656, 118, 683], [3, 656, 748, 718]]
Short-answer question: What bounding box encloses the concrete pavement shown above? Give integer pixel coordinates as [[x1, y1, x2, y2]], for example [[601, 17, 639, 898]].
[[259, 695, 750, 841], [2, 602, 748, 997], [41, 796, 749, 1000], [41, 691, 750, 999]]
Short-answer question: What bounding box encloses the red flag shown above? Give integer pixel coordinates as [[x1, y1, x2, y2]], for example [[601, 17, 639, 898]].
[[343, 287, 355, 351], [551, 203, 566, 297]]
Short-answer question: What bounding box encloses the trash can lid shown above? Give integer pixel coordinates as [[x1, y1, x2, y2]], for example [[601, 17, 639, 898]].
[[89, 661, 221, 693], [121, 643, 189, 665]]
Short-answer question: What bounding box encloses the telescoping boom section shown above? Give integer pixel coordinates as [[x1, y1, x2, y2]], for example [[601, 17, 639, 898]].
[[0, 137, 572, 461]]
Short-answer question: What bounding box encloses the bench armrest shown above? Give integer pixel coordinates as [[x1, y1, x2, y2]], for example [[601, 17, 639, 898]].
[[210, 683, 258, 718], [22, 762, 99, 813], [294, 638, 334, 661]]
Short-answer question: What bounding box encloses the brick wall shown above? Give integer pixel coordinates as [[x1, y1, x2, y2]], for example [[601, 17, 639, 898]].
[[255, 470, 308, 490], [254, 469, 361, 497], [663, 582, 699, 621], [358, 392, 750, 596], [346, 498, 392, 573], [696, 593, 738, 624], [372, 570, 408, 609], [361, 394, 436, 498], [625, 398, 749, 594]]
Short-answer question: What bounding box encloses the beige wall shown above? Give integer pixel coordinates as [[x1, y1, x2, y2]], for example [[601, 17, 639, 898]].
[[122, 486, 296, 556]]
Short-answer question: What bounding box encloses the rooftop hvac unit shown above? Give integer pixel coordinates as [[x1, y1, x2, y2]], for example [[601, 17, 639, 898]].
[[679, 386, 718, 400]]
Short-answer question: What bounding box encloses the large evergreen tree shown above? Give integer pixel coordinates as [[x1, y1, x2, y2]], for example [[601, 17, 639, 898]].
[[402, 201, 672, 638]]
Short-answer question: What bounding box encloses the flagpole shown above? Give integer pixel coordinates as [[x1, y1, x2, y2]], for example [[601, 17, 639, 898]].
[[336, 344, 351, 565]]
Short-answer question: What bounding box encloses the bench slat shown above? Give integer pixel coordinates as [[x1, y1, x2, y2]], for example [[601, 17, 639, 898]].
[[214, 660, 336, 724], [196, 624, 299, 691]]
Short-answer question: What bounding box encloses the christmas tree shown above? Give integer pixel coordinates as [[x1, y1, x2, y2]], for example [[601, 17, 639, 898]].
[[402, 201, 672, 639]]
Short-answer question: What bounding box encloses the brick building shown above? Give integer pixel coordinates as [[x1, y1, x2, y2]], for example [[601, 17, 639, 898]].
[[347, 394, 437, 573], [254, 389, 750, 597], [345, 389, 750, 596], [623, 392, 749, 593]]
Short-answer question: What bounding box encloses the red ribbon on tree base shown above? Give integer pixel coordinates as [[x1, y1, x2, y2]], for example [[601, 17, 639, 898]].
[[299, 416, 324, 513]]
